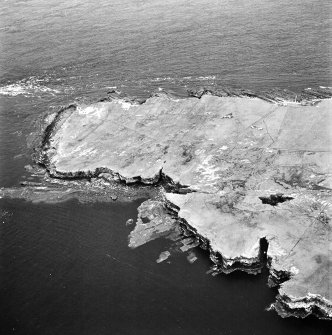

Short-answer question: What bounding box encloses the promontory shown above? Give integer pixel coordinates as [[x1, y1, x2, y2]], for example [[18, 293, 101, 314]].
[[34, 87, 332, 319]]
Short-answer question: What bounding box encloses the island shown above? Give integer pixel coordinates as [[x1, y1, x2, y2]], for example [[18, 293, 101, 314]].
[[4, 86, 332, 319]]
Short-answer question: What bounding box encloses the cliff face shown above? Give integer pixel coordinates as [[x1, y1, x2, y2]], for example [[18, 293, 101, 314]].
[[39, 91, 332, 319]]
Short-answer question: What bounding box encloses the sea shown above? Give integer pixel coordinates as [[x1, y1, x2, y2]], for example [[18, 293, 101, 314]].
[[0, 0, 331, 334]]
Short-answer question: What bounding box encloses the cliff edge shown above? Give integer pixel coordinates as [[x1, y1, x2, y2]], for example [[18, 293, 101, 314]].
[[39, 89, 332, 319]]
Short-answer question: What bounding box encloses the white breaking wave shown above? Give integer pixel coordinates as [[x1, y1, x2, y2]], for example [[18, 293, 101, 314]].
[[149, 75, 217, 83], [115, 99, 134, 110], [0, 78, 61, 97], [150, 77, 173, 82], [196, 75, 216, 80]]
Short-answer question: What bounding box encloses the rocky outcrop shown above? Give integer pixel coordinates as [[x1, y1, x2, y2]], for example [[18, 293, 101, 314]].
[[187, 86, 332, 105], [128, 200, 201, 265], [128, 200, 180, 248], [270, 293, 332, 319], [0, 165, 162, 204], [34, 87, 332, 319]]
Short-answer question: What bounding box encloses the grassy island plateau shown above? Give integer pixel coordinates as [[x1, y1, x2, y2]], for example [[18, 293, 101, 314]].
[[3, 87, 330, 320]]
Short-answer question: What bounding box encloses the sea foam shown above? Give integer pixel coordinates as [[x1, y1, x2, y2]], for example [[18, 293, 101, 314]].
[[0, 78, 60, 97]]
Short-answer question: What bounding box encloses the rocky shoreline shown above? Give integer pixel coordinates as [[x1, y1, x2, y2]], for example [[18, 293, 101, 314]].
[[2, 86, 331, 320], [187, 86, 332, 104], [165, 198, 332, 319]]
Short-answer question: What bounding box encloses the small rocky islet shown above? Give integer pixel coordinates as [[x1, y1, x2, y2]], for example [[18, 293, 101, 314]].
[[1, 86, 332, 320]]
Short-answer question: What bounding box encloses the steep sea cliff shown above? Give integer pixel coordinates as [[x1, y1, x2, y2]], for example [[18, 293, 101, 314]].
[[3, 87, 331, 320]]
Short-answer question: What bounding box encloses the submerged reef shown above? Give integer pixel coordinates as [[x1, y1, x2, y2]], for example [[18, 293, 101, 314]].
[[2, 86, 332, 319]]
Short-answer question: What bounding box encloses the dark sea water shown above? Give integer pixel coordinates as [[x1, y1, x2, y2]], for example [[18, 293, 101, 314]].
[[0, 0, 331, 334]]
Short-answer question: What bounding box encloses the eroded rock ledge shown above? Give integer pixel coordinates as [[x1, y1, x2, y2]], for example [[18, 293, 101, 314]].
[[34, 87, 332, 319]]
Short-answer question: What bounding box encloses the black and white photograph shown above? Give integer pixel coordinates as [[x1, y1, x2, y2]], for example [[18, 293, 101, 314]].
[[0, 1, 331, 334]]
